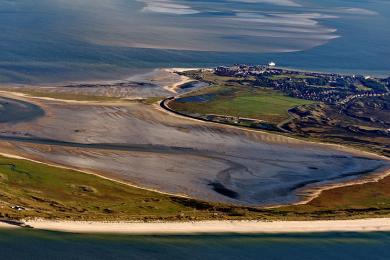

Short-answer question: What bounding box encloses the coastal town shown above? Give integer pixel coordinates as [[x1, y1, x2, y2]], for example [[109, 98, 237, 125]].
[[214, 64, 390, 105]]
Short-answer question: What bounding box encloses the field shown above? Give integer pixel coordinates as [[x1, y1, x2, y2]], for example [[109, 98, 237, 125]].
[[1, 155, 389, 222], [170, 86, 313, 123], [270, 74, 316, 80]]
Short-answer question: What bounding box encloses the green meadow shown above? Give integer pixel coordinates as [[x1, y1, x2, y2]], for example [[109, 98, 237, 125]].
[[171, 86, 313, 123]]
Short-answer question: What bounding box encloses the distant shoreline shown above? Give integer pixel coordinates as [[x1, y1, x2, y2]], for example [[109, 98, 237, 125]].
[[1, 218, 390, 234]]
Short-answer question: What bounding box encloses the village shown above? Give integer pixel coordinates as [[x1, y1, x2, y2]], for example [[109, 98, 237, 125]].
[[214, 64, 390, 105]]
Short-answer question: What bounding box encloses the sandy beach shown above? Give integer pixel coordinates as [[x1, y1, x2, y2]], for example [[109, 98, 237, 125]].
[[18, 218, 390, 234], [0, 222, 18, 230]]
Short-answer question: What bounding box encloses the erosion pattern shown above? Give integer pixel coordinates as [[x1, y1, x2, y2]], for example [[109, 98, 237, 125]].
[[0, 96, 388, 206]]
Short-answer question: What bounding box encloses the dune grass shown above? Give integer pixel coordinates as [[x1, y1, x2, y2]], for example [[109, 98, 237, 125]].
[[276, 174, 390, 219], [0, 156, 222, 221]]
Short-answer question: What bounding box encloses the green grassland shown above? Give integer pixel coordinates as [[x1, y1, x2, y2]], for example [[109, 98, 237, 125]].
[[278, 175, 390, 219], [0, 155, 389, 222], [171, 86, 313, 123], [270, 74, 316, 80], [354, 84, 372, 91]]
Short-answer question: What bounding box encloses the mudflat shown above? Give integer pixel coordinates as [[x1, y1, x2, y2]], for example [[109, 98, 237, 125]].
[[0, 92, 388, 206]]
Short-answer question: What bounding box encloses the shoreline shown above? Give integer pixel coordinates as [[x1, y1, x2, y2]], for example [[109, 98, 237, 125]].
[[0, 218, 388, 234]]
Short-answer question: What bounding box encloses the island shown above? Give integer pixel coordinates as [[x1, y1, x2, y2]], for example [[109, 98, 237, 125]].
[[0, 65, 389, 233]]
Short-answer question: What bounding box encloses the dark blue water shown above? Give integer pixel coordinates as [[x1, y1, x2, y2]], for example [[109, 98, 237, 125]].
[[0, 0, 389, 84], [0, 229, 389, 259], [176, 94, 216, 103]]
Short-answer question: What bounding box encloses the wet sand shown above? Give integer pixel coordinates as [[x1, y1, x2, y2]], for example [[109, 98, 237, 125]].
[[0, 91, 388, 206], [0, 222, 17, 229], [0, 96, 44, 123]]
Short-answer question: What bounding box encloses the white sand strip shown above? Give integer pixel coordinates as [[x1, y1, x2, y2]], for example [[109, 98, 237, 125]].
[[0, 222, 19, 229], [24, 219, 390, 234]]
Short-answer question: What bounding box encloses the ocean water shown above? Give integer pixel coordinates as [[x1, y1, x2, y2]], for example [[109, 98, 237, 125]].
[[0, 229, 389, 259], [0, 0, 389, 84]]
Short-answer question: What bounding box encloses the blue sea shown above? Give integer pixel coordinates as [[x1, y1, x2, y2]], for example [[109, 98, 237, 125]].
[[0, 229, 389, 259], [0, 0, 389, 84]]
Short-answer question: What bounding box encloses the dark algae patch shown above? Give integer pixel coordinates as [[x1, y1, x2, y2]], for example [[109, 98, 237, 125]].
[[209, 182, 240, 199]]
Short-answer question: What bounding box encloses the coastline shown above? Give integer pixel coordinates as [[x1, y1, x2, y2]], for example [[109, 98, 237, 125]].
[[2, 218, 388, 234], [162, 68, 206, 92], [0, 222, 18, 230]]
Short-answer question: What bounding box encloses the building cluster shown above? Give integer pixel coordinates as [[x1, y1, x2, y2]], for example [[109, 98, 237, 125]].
[[214, 64, 389, 105]]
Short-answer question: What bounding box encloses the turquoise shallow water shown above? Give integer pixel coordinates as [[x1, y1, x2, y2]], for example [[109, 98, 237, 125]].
[[0, 229, 389, 259]]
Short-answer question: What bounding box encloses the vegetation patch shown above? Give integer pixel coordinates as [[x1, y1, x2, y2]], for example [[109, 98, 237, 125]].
[[171, 86, 313, 123]]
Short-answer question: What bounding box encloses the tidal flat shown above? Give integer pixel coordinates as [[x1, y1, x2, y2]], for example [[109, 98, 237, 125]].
[[0, 91, 388, 207]]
